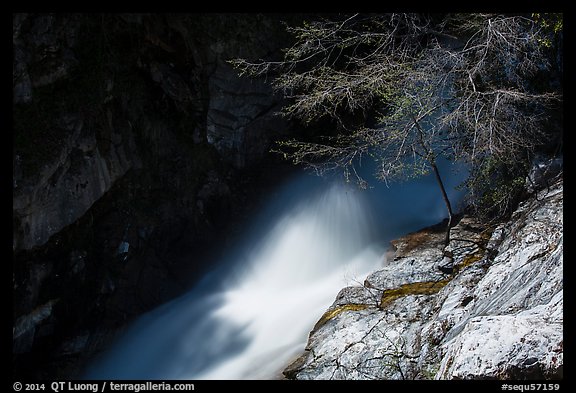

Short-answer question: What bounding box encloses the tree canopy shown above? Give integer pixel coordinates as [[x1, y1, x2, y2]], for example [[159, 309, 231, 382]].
[[232, 13, 563, 224]]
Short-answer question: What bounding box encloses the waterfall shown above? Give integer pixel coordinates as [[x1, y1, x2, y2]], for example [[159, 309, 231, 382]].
[[84, 178, 384, 380], [84, 159, 467, 380]]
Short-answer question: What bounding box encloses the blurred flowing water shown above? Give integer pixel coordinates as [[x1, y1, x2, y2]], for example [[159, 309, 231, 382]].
[[84, 159, 467, 380]]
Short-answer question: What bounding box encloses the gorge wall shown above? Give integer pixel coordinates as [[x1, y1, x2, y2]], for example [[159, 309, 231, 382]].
[[13, 13, 298, 379], [13, 13, 293, 252]]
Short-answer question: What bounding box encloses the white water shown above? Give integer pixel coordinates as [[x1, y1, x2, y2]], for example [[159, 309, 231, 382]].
[[192, 183, 382, 379], [84, 160, 467, 380], [85, 180, 383, 379]]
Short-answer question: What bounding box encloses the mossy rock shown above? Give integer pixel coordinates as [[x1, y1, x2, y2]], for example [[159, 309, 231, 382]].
[[380, 279, 451, 309], [312, 303, 369, 332]]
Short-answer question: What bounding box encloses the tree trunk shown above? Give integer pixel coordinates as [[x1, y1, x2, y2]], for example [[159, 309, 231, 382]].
[[411, 115, 455, 246], [430, 161, 454, 246]]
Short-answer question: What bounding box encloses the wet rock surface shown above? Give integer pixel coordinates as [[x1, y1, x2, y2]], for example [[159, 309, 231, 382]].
[[285, 179, 563, 380]]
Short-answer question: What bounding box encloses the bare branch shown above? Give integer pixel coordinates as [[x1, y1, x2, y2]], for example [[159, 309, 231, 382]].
[[232, 13, 561, 220]]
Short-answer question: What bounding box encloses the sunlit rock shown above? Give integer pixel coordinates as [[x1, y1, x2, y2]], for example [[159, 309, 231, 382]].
[[285, 179, 563, 380]]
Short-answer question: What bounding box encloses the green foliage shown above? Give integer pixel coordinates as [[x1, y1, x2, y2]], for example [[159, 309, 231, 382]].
[[532, 13, 564, 58], [464, 156, 530, 220], [532, 13, 564, 39]]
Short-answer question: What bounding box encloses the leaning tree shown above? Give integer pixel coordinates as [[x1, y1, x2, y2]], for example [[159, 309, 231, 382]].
[[232, 13, 562, 243]]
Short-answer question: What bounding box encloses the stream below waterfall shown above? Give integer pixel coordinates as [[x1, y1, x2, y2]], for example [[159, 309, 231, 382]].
[[83, 159, 467, 380]]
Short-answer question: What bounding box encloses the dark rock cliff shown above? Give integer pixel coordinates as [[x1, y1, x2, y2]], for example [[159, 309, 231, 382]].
[[12, 13, 299, 379], [13, 13, 293, 252]]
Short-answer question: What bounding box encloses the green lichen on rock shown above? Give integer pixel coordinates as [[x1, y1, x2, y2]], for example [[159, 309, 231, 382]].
[[378, 223, 495, 309], [380, 279, 451, 309], [452, 226, 494, 273], [454, 252, 484, 273], [313, 303, 368, 332]]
